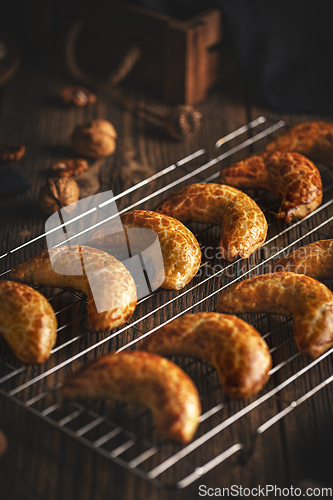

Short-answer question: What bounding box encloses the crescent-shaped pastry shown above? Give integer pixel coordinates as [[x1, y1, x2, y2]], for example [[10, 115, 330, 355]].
[[266, 121, 333, 168], [90, 210, 201, 290], [0, 280, 57, 364], [154, 183, 267, 261], [10, 245, 137, 333], [274, 239, 333, 280], [216, 272, 333, 359], [140, 312, 272, 399], [220, 151, 322, 223], [60, 351, 201, 443]]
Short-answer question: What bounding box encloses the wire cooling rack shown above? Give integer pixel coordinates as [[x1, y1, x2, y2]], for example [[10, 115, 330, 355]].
[[1, 116, 333, 489]]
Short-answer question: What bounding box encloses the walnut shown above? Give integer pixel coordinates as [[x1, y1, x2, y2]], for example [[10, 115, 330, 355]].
[[60, 86, 97, 107], [51, 158, 88, 177], [71, 119, 117, 158], [38, 177, 80, 215]]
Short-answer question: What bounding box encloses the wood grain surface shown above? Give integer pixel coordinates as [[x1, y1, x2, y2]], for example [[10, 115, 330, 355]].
[[1, 62, 333, 500]]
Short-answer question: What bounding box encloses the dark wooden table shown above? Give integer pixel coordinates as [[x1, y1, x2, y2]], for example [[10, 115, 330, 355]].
[[1, 61, 333, 500]]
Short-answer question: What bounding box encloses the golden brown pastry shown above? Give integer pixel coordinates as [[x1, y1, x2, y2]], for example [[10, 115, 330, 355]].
[[60, 351, 201, 443], [90, 210, 201, 290], [266, 121, 333, 168], [0, 280, 57, 364], [154, 183, 267, 261], [220, 151, 322, 223], [10, 245, 137, 333], [274, 239, 333, 280], [140, 312, 272, 399], [216, 272, 333, 359]]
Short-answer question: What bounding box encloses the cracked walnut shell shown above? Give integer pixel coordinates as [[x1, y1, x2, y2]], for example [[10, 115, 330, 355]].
[[38, 177, 80, 215], [71, 119, 117, 158]]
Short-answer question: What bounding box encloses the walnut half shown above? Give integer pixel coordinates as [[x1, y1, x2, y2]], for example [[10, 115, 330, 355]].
[[51, 158, 88, 177], [60, 86, 97, 107], [38, 177, 80, 215], [0, 142, 25, 162]]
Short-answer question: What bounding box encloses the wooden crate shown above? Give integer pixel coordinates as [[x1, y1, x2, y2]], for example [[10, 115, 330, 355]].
[[80, 2, 237, 104]]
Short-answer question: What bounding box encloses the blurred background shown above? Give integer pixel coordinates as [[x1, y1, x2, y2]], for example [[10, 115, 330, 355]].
[[2, 0, 333, 113]]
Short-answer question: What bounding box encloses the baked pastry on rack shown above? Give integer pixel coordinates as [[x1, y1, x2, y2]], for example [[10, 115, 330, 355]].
[[154, 183, 268, 261], [266, 121, 333, 168], [10, 245, 137, 333], [274, 239, 333, 280], [140, 312, 272, 399], [216, 272, 333, 359], [60, 350, 201, 443], [0, 280, 57, 364], [220, 151, 322, 223], [90, 209, 201, 290]]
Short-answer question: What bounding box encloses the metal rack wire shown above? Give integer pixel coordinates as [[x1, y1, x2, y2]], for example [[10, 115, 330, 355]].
[[1, 116, 333, 489]]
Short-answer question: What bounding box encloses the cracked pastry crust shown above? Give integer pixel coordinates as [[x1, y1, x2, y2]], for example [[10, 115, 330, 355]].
[[10, 245, 137, 333], [216, 272, 333, 359], [140, 312, 272, 399], [60, 351, 201, 443], [154, 183, 267, 261], [0, 280, 57, 364], [220, 151, 322, 223], [266, 121, 333, 168], [274, 239, 333, 280], [90, 209, 201, 290]]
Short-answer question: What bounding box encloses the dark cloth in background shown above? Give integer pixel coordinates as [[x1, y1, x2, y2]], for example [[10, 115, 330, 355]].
[[0, 166, 31, 199], [219, 0, 333, 114]]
